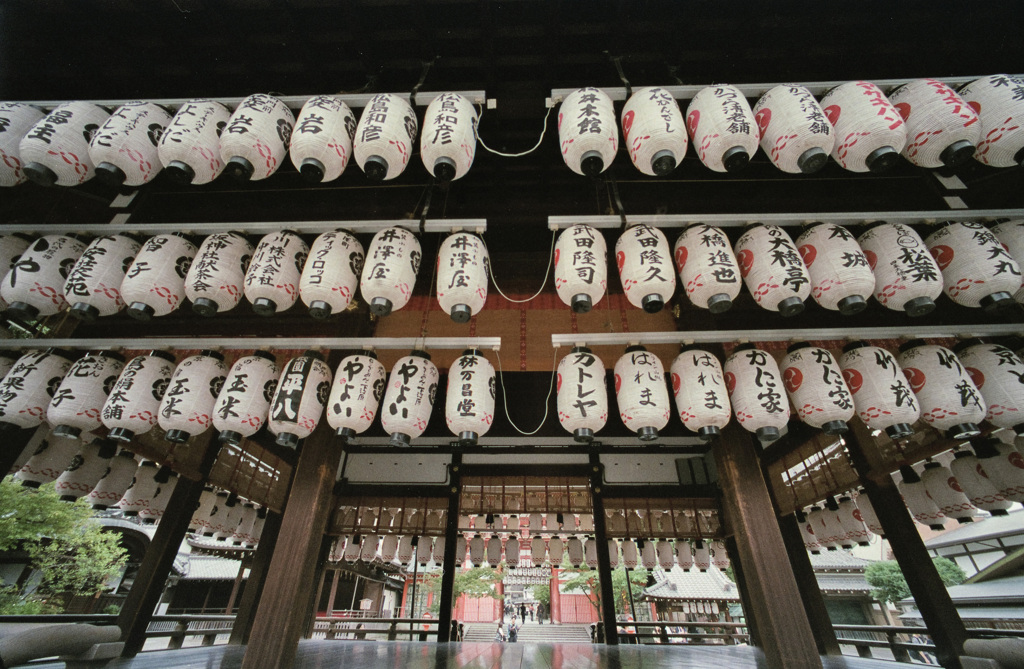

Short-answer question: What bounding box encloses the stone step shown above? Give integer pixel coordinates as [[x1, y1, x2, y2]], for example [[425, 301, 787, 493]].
[[461, 623, 593, 644]]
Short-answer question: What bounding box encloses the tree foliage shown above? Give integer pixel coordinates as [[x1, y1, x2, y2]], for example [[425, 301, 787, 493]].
[[865, 557, 966, 604], [531, 583, 550, 607], [425, 566, 503, 614], [561, 566, 647, 615]]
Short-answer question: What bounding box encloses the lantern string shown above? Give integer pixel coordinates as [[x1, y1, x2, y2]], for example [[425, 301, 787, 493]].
[[475, 104, 552, 157], [493, 345, 558, 436], [484, 228, 556, 304]]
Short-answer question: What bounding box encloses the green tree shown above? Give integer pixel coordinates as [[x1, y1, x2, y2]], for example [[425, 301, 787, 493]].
[[561, 566, 647, 616], [530, 583, 550, 608], [865, 557, 966, 604]]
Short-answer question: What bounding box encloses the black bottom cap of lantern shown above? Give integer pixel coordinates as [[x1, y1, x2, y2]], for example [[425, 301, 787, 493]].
[[142, 518, 157, 525], [450, 304, 472, 323], [225, 157, 255, 182], [165, 429, 190, 444], [866, 146, 900, 173], [797, 147, 828, 174], [59, 495, 78, 502], [433, 157, 456, 183], [821, 420, 849, 435], [95, 162, 127, 187], [1016, 145, 1024, 166], [580, 151, 604, 178], [459, 431, 479, 447], [309, 300, 333, 320], [706, 293, 733, 314], [756, 426, 781, 442], [641, 294, 664, 314], [275, 432, 300, 449], [722, 146, 750, 173], [777, 296, 805, 317], [91, 504, 109, 510], [389, 432, 411, 447], [1013, 422, 1024, 437], [52, 424, 82, 439], [6, 302, 39, 321], [946, 423, 981, 440], [369, 297, 393, 317], [928, 523, 945, 531], [838, 295, 868, 315], [69, 302, 100, 322], [651, 150, 677, 176], [981, 291, 1014, 313], [697, 426, 720, 441], [23, 162, 58, 187], [954, 515, 975, 524], [300, 158, 326, 183], [991, 509, 1010, 516], [903, 296, 936, 317], [20, 480, 41, 488], [126, 302, 155, 321], [122, 511, 138, 518], [218, 430, 242, 445], [637, 426, 659, 442], [885, 423, 915, 440], [107, 428, 135, 442], [192, 297, 219, 317], [336, 427, 357, 443], [571, 294, 593, 313], [573, 428, 594, 443], [363, 156, 388, 182], [251, 297, 277, 316], [940, 140, 975, 168], [165, 160, 196, 184]]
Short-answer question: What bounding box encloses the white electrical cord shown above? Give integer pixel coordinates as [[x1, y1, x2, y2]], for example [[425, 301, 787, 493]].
[[475, 105, 553, 158], [494, 345, 559, 436], [484, 229, 556, 304]]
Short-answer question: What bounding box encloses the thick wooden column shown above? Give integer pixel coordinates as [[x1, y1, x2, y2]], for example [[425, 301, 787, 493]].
[[302, 536, 333, 638], [777, 513, 842, 655], [436, 454, 462, 642], [724, 536, 759, 648], [228, 510, 283, 645], [589, 454, 619, 646], [713, 424, 822, 669], [241, 421, 342, 669]]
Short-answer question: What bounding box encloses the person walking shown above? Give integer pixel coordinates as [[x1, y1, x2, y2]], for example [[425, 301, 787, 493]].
[[494, 623, 506, 642], [529, 605, 535, 622], [519, 603, 527, 622], [537, 601, 546, 625], [508, 622, 519, 643]]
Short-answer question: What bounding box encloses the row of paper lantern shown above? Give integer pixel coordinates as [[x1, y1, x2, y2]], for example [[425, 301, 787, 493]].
[[0, 91, 477, 188], [560, 75, 1024, 177], [188, 487, 268, 548]]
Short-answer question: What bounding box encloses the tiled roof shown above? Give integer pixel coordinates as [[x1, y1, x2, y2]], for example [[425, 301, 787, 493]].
[[175, 554, 244, 581], [643, 566, 741, 602], [815, 572, 873, 594], [924, 509, 1024, 549], [809, 550, 873, 571]]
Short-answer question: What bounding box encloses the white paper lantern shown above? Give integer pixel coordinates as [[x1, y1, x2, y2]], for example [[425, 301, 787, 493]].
[[437, 232, 488, 323], [139, 472, 178, 525], [675, 541, 694, 570], [327, 352, 386, 443], [555, 346, 609, 443], [0, 349, 74, 431], [949, 449, 1012, 515], [425, 510, 444, 532], [655, 540, 675, 570], [579, 538, 596, 569], [620, 539, 638, 569], [824, 503, 855, 549], [888, 79, 981, 168], [753, 85, 834, 173], [0, 234, 32, 311], [920, 461, 975, 523], [724, 344, 790, 442], [0, 103, 46, 186], [290, 95, 356, 183], [795, 510, 821, 553], [839, 342, 919, 440], [835, 496, 872, 546], [621, 87, 687, 176], [973, 437, 1024, 504], [220, 94, 294, 181], [158, 99, 232, 184], [119, 461, 162, 517], [376, 534, 398, 563], [561, 537, 581, 568], [121, 233, 197, 320], [955, 341, 1024, 434], [360, 226, 420, 317], [232, 504, 258, 545], [897, 466, 946, 530], [421, 93, 477, 182], [360, 534, 380, 562], [692, 540, 711, 571], [605, 511, 625, 535], [926, 221, 1021, 311], [86, 450, 138, 509], [470, 534, 487, 566], [545, 512, 561, 532], [248, 508, 267, 547], [102, 351, 177, 442], [415, 537, 433, 566], [806, 506, 839, 550], [485, 536, 503, 567], [298, 230, 363, 319], [558, 88, 617, 176], [158, 351, 228, 443], [190, 489, 216, 532], [15, 429, 78, 487], [819, 81, 908, 173], [854, 493, 885, 537], [670, 348, 731, 441], [53, 438, 115, 501], [431, 536, 446, 564], [989, 220, 1024, 303], [445, 349, 496, 446], [616, 225, 675, 313], [711, 540, 730, 569], [345, 535, 364, 562], [395, 535, 414, 565], [781, 343, 854, 435], [897, 340, 986, 439], [795, 223, 875, 314], [213, 351, 279, 445], [268, 351, 332, 448], [354, 93, 417, 181], [89, 102, 172, 186], [735, 224, 810, 317], [199, 491, 229, 536], [578, 513, 595, 532], [504, 536, 520, 567], [604, 540, 618, 569], [20, 102, 109, 187], [1, 234, 87, 320], [686, 85, 759, 172], [673, 225, 740, 313], [211, 494, 241, 537], [64, 235, 142, 321], [381, 351, 439, 446], [639, 540, 657, 570], [857, 222, 943, 316], [47, 350, 125, 439], [187, 232, 254, 316], [554, 224, 607, 313], [0, 354, 16, 387], [958, 74, 1024, 167], [614, 346, 670, 441], [546, 536, 563, 566], [243, 231, 308, 316]]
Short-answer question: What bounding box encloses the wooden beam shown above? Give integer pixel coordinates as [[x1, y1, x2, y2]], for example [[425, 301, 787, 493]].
[[435, 454, 462, 642], [776, 514, 842, 656], [228, 510, 283, 646], [589, 454, 619, 646], [724, 536, 760, 648], [713, 424, 822, 669]]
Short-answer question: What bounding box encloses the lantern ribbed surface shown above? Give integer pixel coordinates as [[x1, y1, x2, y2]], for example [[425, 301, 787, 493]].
[[354, 93, 417, 181], [835, 496, 873, 546], [187, 232, 253, 316], [839, 343, 919, 440], [558, 88, 618, 176], [139, 473, 177, 525], [949, 450, 1012, 514], [753, 85, 835, 174], [54, 439, 114, 500], [724, 345, 790, 442], [735, 224, 810, 316], [431, 536, 446, 563], [101, 351, 176, 442], [639, 540, 657, 570], [857, 222, 942, 316], [209, 499, 240, 537], [926, 222, 1021, 311], [118, 462, 161, 517], [616, 224, 675, 313], [47, 351, 124, 439], [220, 94, 294, 181], [0, 235, 32, 311], [711, 540, 730, 569], [15, 430, 78, 487], [692, 541, 711, 571], [345, 536, 363, 562], [656, 540, 675, 570], [158, 352, 228, 443], [19, 102, 109, 187], [1, 234, 87, 319], [121, 234, 197, 320], [622, 87, 688, 176], [360, 534, 380, 562], [198, 491, 229, 536], [976, 438, 1024, 504], [806, 507, 839, 550], [566, 537, 585, 567], [299, 231, 364, 319], [675, 541, 694, 570], [421, 93, 477, 182], [854, 493, 884, 536], [64, 235, 141, 321], [607, 540, 620, 568], [795, 223, 875, 314], [232, 504, 258, 545], [505, 536, 520, 567], [827, 505, 855, 548], [989, 220, 1024, 303], [158, 99, 232, 184], [673, 225, 741, 312], [897, 342, 985, 439], [686, 85, 760, 172], [556, 347, 608, 442], [548, 536, 565, 566], [445, 350, 496, 445], [796, 511, 821, 552], [670, 349, 731, 441], [958, 74, 1024, 167], [583, 538, 598, 568], [248, 511, 266, 547], [381, 352, 439, 446], [213, 352, 278, 444], [290, 95, 356, 183], [554, 224, 607, 313], [375, 535, 396, 562], [897, 468, 946, 529], [819, 81, 907, 173], [0, 103, 45, 186], [268, 351, 332, 448], [437, 232, 488, 322], [327, 352, 386, 441], [484, 536, 502, 567], [615, 346, 670, 441], [781, 343, 854, 435], [360, 227, 421, 317], [0, 349, 73, 431], [579, 513, 595, 532], [87, 451, 138, 509], [89, 102, 171, 186], [244, 231, 308, 316], [888, 79, 981, 168], [957, 342, 1024, 433], [473, 535, 489, 565], [621, 539, 638, 569], [920, 461, 975, 521]]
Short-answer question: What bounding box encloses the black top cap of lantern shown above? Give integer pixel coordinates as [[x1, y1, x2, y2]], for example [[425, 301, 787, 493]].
[[95, 439, 118, 459], [164, 160, 196, 184], [358, 350, 378, 360], [94, 162, 127, 187], [777, 296, 806, 317], [410, 350, 431, 361], [200, 349, 225, 362], [837, 295, 868, 315], [95, 350, 126, 363], [786, 341, 812, 354], [46, 347, 76, 362], [149, 350, 177, 363], [951, 337, 985, 354], [570, 346, 592, 354], [225, 156, 255, 182], [23, 162, 58, 187], [276, 432, 300, 449], [897, 339, 927, 353], [640, 294, 665, 313], [302, 350, 325, 362], [308, 301, 333, 320], [980, 291, 1015, 313], [731, 343, 758, 354], [624, 345, 647, 354], [461, 348, 482, 357], [364, 156, 388, 182], [299, 157, 326, 184], [859, 220, 891, 233], [841, 340, 869, 354], [253, 350, 276, 362]]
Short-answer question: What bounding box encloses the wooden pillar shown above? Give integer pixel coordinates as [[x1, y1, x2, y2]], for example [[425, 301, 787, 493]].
[[326, 569, 340, 616], [302, 536, 333, 638], [777, 513, 842, 655], [435, 454, 462, 642], [724, 536, 759, 648], [240, 421, 342, 669], [224, 559, 248, 614], [589, 454, 619, 645], [549, 567, 560, 624], [228, 510, 283, 646], [713, 424, 822, 669]]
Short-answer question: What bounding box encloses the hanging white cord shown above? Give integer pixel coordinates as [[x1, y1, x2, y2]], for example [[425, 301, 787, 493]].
[[494, 345, 559, 436], [475, 105, 553, 158], [484, 228, 556, 304]]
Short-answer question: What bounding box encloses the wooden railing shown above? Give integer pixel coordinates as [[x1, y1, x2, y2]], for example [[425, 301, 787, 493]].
[[311, 616, 441, 642], [610, 620, 750, 645], [833, 625, 1024, 661]]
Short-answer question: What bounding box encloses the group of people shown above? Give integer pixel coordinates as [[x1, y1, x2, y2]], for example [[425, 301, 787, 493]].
[[494, 601, 549, 642]]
